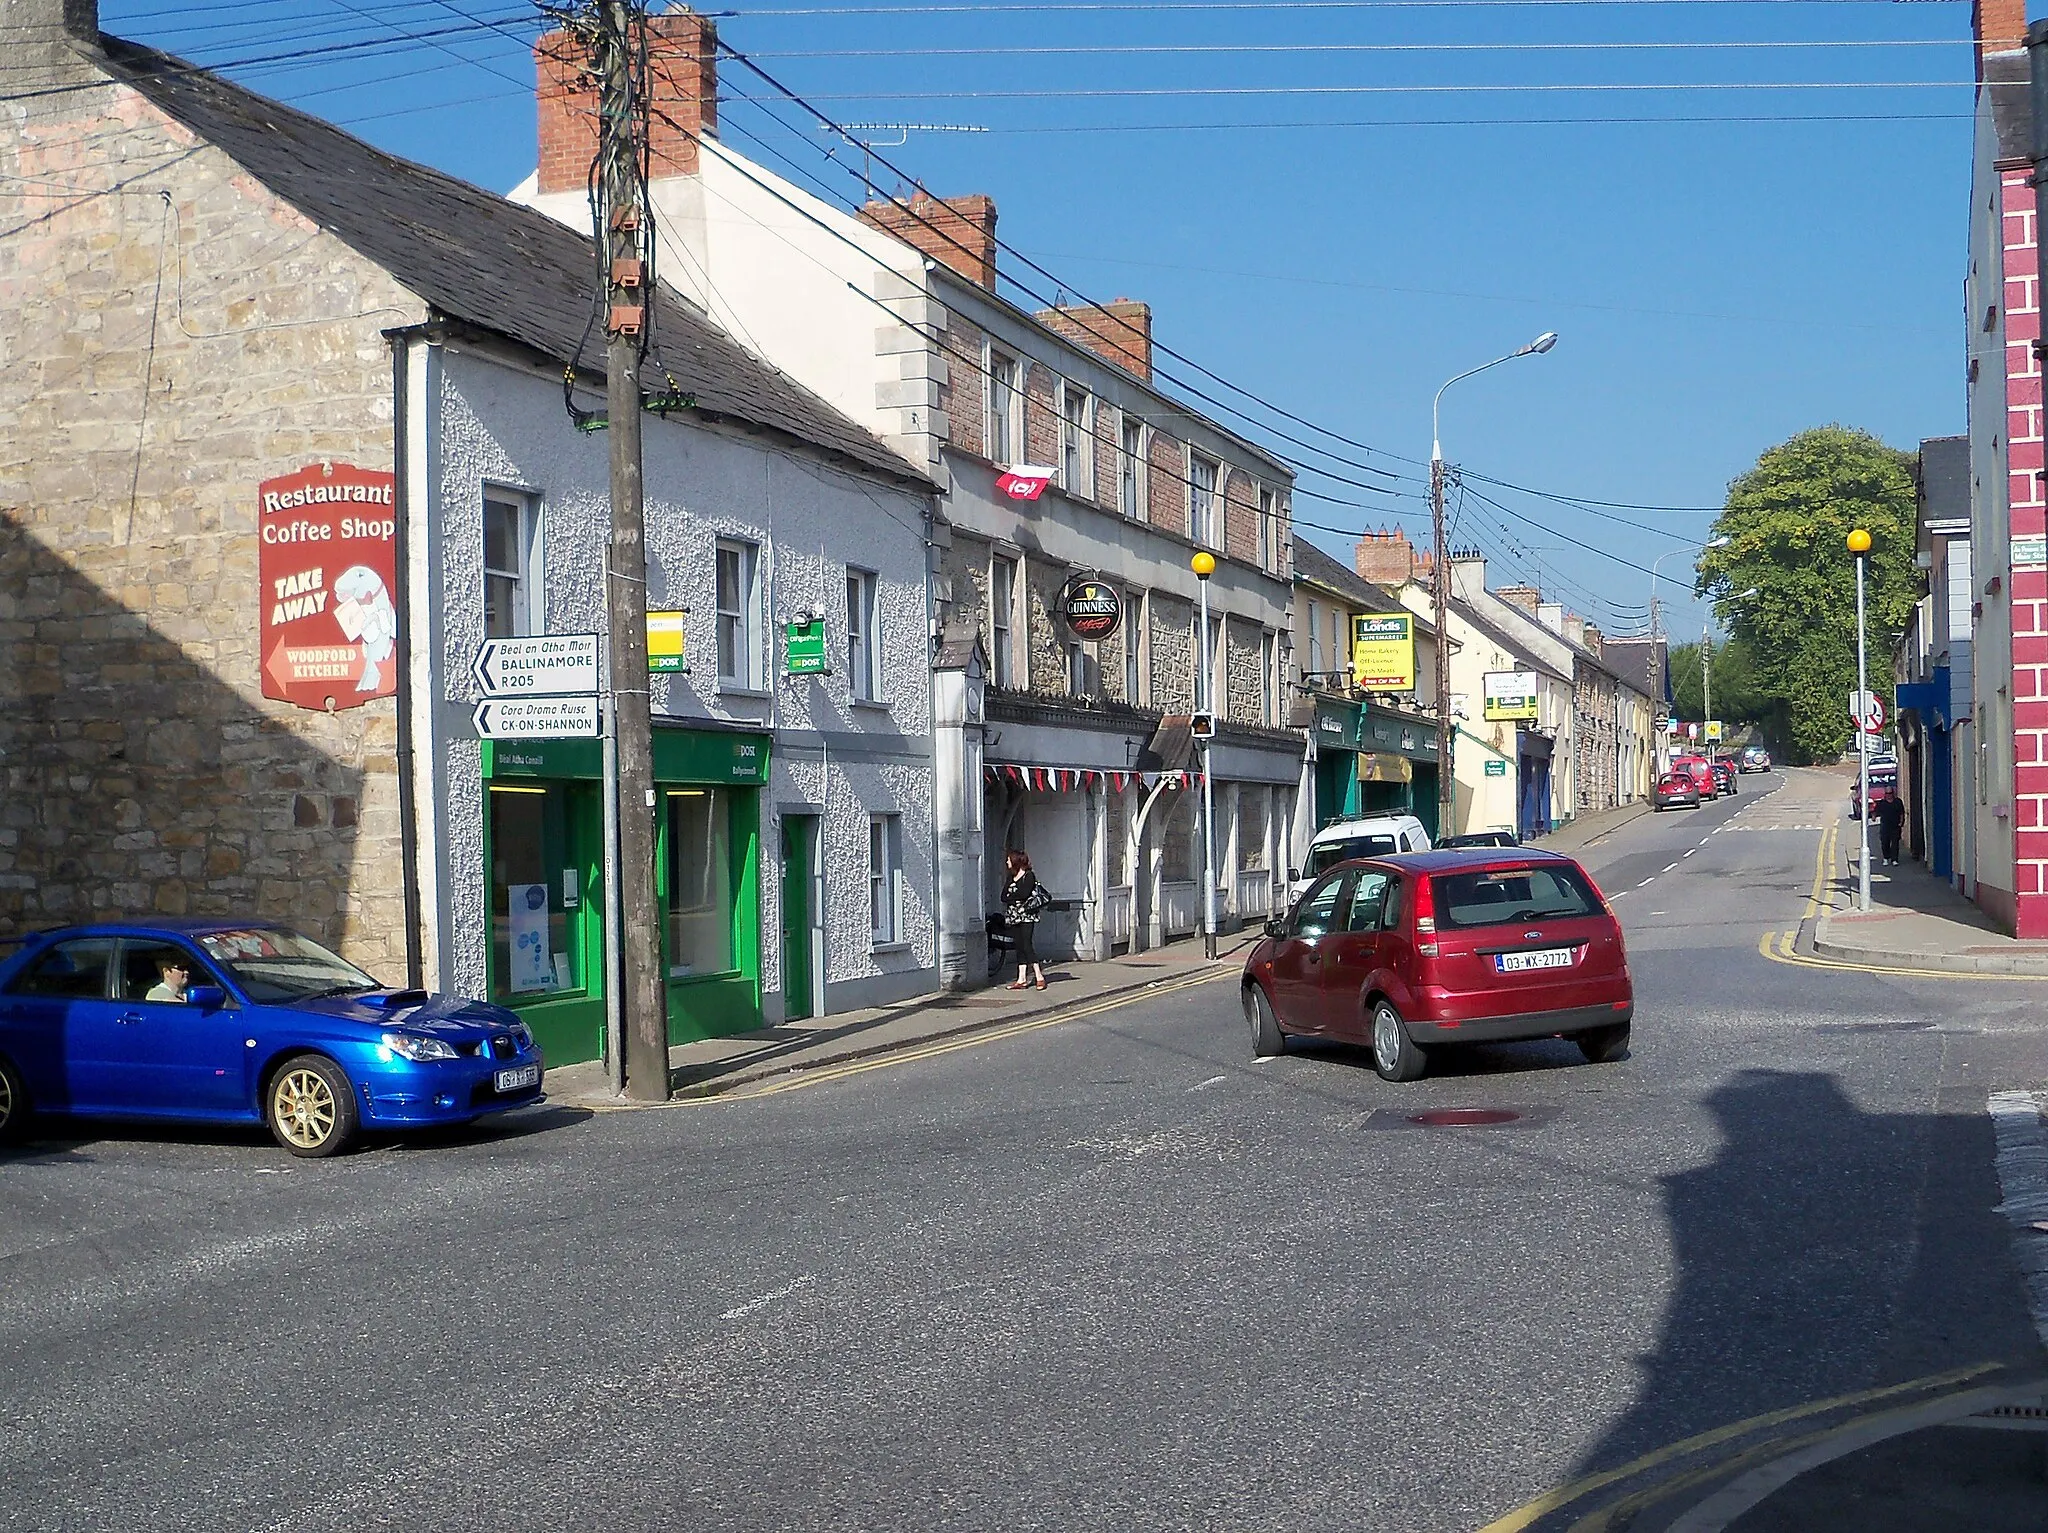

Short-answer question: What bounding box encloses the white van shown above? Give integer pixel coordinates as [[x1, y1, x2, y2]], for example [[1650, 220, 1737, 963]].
[[1287, 814, 1432, 904]]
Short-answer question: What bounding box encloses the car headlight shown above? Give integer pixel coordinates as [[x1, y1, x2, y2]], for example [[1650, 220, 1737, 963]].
[[509, 1023, 534, 1051], [382, 1031, 459, 1062]]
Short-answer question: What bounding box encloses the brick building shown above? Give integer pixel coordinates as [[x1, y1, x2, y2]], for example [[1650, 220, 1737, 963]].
[[1, 0, 939, 1063]]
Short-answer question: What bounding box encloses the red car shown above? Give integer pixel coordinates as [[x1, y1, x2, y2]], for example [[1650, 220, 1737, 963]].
[[1654, 771, 1701, 810], [1242, 849, 1634, 1081]]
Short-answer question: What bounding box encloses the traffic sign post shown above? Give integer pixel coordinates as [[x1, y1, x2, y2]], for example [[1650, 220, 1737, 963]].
[[472, 634, 599, 697], [1848, 689, 1886, 736], [473, 696, 601, 739]]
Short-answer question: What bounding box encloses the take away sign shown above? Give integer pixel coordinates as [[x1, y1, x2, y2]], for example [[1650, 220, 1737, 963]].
[[258, 461, 398, 712]]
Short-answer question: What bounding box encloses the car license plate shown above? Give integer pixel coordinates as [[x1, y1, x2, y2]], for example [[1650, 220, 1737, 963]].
[[494, 1065, 540, 1092], [1494, 948, 1574, 973]]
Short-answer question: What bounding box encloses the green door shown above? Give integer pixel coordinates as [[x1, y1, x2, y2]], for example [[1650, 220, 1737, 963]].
[[781, 816, 815, 1021]]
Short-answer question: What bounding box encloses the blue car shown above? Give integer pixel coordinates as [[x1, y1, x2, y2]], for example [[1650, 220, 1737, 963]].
[[0, 920, 544, 1157]]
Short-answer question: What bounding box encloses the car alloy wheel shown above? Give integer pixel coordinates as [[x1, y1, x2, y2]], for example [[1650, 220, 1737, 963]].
[[0, 1056, 23, 1143], [266, 1054, 360, 1158], [1370, 999, 1427, 1083]]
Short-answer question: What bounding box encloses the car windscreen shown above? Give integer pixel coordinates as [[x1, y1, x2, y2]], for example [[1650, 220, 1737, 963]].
[[1306, 835, 1398, 875], [193, 927, 381, 1003], [1430, 864, 1605, 931]]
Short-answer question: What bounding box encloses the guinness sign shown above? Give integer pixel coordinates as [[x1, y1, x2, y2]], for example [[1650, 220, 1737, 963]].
[[1058, 574, 1123, 643]]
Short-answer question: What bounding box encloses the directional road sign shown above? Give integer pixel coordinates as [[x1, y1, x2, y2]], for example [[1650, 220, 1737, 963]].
[[471, 633, 599, 697], [472, 696, 600, 740]]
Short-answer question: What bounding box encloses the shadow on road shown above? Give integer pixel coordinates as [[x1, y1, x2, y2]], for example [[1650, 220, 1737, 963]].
[[0, 1101, 591, 1164]]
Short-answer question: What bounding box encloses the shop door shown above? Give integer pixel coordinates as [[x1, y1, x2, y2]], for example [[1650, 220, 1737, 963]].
[[781, 816, 817, 1022]]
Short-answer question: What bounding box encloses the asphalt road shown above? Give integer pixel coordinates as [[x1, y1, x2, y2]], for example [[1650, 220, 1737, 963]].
[[3, 768, 2044, 1533]]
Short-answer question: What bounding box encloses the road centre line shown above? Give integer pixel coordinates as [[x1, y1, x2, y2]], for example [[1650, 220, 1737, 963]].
[[1472, 1361, 2004, 1533]]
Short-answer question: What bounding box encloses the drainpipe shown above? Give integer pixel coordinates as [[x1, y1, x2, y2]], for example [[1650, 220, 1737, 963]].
[[387, 335, 424, 990]]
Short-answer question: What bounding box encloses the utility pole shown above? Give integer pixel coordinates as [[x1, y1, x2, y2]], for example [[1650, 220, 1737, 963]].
[[1701, 619, 1712, 764], [1431, 455, 1453, 838], [595, 0, 667, 1100]]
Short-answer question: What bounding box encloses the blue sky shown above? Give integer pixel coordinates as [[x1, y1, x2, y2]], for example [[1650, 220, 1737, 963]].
[[97, 0, 1984, 641]]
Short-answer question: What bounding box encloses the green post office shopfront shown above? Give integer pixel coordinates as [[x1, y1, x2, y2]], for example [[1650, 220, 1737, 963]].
[[481, 725, 770, 1066], [1309, 697, 1442, 838]]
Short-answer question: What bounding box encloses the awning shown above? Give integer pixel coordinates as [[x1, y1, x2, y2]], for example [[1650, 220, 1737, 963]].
[[1895, 675, 1950, 730]]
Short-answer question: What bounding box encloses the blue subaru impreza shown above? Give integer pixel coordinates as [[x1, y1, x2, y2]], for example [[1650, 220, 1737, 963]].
[[0, 920, 544, 1157]]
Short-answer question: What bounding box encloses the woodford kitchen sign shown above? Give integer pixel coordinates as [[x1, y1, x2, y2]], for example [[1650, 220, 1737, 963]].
[[257, 461, 399, 712]]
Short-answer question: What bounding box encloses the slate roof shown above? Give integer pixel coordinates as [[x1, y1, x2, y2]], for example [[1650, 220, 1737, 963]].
[[1290, 536, 1435, 637], [1448, 598, 1570, 685], [1917, 435, 1970, 529], [1986, 51, 2033, 165], [1601, 637, 1670, 707], [88, 33, 934, 493]]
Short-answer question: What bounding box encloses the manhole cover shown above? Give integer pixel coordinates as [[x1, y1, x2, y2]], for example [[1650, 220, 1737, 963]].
[[1409, 1108, 1521, 1127]]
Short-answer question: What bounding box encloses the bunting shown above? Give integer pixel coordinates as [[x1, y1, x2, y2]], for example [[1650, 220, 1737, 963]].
[[981, 765, 1203, 793]]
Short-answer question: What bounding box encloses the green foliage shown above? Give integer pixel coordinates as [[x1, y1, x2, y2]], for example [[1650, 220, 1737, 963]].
[[1669, 636, 1770, 727], [1694, 425, 1918, 766]]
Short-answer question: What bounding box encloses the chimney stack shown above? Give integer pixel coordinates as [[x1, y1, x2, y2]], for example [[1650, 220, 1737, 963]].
[[859, 192, 999, 289], [1355, 527, 1421, 586], [1036, 299, 1152, 381], [1977, 0, 2027, 78], [1582, 624, 1603, 655], [536, 7, 718, 197], [1495, 585, 1542, 617]]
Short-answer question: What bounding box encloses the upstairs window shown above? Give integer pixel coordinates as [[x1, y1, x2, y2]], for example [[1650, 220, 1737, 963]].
[[846, 568, 880, 702], [988, 349, 1019, 465], [1257, 486, 1276, 572], [715, 538, 761, 689], [483, 490, 542, 638], [1059, 383, 1093, 497], [990, 555, 1018, 688], [1189, 454, 1220, 548], [1119, 418, 1146, 519]]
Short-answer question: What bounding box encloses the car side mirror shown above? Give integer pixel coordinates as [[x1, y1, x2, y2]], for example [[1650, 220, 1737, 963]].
[[1263, 918, 1289, 940], [188, 985, 227, 1011], [1286, 866, 1299, 882]]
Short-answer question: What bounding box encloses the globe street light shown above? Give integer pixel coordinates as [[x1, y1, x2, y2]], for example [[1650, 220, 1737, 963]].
[[1430, 332, 1558, 834], [1848, 527, 1873, 911], [1192, 550, 1219, 958]]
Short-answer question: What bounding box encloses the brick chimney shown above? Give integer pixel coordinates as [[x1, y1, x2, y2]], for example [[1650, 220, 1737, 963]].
[[1976, 0, 2027, 78], [535, 7, 718, 197], [1582, 624, 1603, 655], [1035, 299, 1152, 381], [1495, 585, 1542, 617], [4, 0, 98, 70], [1355, 527, 1421, 586], [1564, 614, 1587, 647], [859, 192, 999, 289]]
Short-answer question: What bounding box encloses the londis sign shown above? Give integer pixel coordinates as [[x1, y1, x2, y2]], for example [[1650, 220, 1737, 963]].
[[257, 461, 399, 712]]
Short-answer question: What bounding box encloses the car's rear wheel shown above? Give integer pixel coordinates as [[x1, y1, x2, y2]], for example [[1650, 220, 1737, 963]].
[[0, 1055, 27, 1144], [1369, 999, 1428, 1082], [1577, 1024, 1631, 1064], [1246, 986, 1286, 1059], [265, 1053, 360, 1158]]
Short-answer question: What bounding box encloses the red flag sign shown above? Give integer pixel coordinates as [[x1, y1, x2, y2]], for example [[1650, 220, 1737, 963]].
[[995, 465, 1055, 501], [257, 461, 399, 712]]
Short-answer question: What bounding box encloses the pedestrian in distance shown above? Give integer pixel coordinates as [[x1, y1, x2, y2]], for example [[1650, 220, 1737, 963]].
[[1874, 788, 1905, 867], [145, 955, 191, 1004], [1001, 848, 1053, 991]]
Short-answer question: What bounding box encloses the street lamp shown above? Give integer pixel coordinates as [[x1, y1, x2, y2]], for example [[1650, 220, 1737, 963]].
[[1430, 331, 1557, 836], [1651, 536, 1728, 641], [1192, 550, 1219, 959], [1849, 527, 1873, 911], [1700, 586, 1758, 759]]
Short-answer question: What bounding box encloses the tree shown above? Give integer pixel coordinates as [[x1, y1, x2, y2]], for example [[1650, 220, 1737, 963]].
[[1670, 636, 1769, 728], [1693, 426, 1918, 765]]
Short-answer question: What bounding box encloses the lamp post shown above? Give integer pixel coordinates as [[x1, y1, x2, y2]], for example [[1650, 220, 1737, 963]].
[[1193, 550, 1219, 958], [1651, 537, 1728, 641], [1431, 331, 1557, 837], [1849, 527, 1873, 911]]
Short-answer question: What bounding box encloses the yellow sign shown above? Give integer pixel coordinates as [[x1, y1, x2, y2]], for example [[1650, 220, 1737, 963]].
[[1351, 613, 1415, 691], [647, 610, 687, 673], [1482, 670, 1540, 723], [1357, 751, 1413, 784], [1705, 720, 1724, 742]]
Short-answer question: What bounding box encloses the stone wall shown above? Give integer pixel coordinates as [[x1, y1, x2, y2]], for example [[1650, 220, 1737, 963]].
[[0, 82, 428, 973], [1225, 616, 1266, 725], [1150, 592, 1195, 712], [1025, 557, 1069, 694]]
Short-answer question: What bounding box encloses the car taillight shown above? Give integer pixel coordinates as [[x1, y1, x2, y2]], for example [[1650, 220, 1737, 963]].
[[1412, 875, 1436, 934]]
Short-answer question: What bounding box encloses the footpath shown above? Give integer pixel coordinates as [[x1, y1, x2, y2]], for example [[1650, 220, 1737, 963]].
[[546, 927, 1255, 1109]]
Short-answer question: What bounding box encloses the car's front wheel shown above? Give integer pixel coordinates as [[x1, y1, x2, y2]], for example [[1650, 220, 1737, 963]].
[[0, 1054, 27, 1145], [1369, 999, 1428, 1082], [1246, 985, 1286, 1059], [265, 1054, 360, 1158], [1577, 1024, 1631, 1064]]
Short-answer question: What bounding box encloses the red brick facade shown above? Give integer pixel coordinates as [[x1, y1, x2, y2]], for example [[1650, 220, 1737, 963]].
[[1035, 300, 1152, 382], [2000, 164, 2048, 932], [859, 193, 999, 289]]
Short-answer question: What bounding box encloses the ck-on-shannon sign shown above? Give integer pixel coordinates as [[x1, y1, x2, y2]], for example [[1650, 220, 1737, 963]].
[[258, 461, 398, 712]]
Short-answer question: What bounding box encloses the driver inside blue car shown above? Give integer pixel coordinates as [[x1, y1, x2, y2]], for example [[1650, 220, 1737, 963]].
[[145, 956, 191, 1004]]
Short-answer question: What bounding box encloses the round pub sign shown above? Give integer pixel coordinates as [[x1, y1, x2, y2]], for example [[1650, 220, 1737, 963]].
[[1059, 574, 1123, 644]]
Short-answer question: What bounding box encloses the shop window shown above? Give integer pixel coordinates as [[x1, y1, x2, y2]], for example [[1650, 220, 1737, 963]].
[[489, 784, 581, 997], [869, 813, 902, 946], [667, 788, 734, 978], [716, 539, 761, 689], [846, 567, 880, 702], [483, 490, 541, 638]]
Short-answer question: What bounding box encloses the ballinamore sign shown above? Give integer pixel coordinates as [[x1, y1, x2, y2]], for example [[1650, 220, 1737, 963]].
[[258, 462, 398, 712]]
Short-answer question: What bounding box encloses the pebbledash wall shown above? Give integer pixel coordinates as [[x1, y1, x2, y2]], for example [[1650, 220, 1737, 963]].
[[415, 341, 937, 1043], [0, 61, 425, 970]]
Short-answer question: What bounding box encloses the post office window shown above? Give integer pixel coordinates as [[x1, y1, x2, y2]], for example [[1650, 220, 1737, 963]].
[[715, 539, 761, 689], [6, 937, 115, 999], [489, 784, 583, 997], [666, 788, 734, 978]]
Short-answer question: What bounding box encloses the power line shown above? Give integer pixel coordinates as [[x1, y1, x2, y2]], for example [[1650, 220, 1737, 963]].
[[721, 0, 1957, 14], [742, 39, 1969, 59], [779, 80, 1972, 104]]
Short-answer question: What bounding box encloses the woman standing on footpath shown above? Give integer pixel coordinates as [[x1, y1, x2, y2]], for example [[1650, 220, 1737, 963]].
[[1001, 849, 1051, 991]]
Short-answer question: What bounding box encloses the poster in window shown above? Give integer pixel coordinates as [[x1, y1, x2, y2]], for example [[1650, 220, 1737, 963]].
[[507, 883, 554, 992], [257, 461, 399, 711]]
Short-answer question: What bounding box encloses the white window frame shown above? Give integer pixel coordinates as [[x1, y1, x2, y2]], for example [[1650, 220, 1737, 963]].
[[1058, 382, 1093, 498], [990, 554, 1018, 688], [846, 566, 880, 703], [869, 813, 902, 948], [1305, 597, 1321, 679], [714, 537, 762, 690], [1119, 416, 1147, 519], [1067, 637, 1090, 696], [1257, 485, 1276, 572], [1124, 587, 1146, 704], [1189, 453, 1220, 549], [1261, 629, 1278, 726], [483, 488, 543, 639], [987, 347, 1019, 466]]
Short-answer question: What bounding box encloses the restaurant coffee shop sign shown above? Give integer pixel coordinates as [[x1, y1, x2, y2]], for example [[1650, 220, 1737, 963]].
[[257, 461, 399, 712]]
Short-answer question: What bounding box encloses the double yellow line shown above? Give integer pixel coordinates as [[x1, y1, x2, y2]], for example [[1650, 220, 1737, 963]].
[[707, 966, 1233, 1102]]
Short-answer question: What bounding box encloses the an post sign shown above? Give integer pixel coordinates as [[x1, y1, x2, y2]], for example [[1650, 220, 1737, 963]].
[[257, 462, 398, 712], [1482, 670, 1541, 723], [1059, 574, 1123, 643], [1351, 613, 1416, 691], [785, 617, 829, 675], [646, 610, 687, 673]]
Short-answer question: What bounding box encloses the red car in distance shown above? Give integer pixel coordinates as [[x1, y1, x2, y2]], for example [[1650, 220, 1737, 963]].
[[1654, 771, 1701, 810], [1243, 849, 1634, 1082]]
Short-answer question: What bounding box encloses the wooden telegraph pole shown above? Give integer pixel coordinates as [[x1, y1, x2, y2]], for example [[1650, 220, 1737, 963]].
[[594, 0, 667, 1100]]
